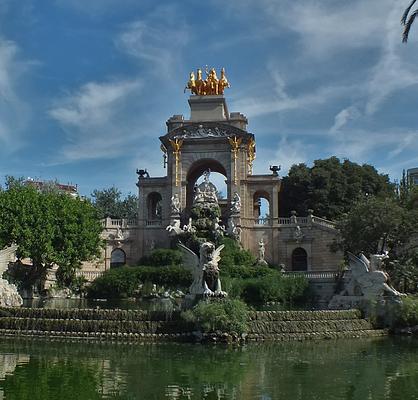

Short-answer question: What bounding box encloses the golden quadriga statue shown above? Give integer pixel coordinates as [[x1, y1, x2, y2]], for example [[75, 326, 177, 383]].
[[185, 67, 230, 96]]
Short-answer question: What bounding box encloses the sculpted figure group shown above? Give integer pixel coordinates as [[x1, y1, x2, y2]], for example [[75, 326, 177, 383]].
[[185, 67, 230, 96]]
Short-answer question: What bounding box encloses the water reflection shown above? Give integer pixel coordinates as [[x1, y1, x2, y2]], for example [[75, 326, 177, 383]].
[[0, 337, 417, 399], [0, 354, 30, 400]]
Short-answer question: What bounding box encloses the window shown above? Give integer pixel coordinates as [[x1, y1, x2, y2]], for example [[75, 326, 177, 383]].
[[110, 248, 126, 268], [291, 247, 308, 271]]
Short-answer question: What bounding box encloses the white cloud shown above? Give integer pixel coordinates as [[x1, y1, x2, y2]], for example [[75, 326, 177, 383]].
[[49, 78, 144, 162], [387, 131, 418, 159], [243, 0, 394, 55], [365, 7, 418, 115], [330, 106, 361, 133], [255, 137, 308, 176], [0, 38, 31, 150], [115, 6, 189, 78], [233, 79, 357, 119]]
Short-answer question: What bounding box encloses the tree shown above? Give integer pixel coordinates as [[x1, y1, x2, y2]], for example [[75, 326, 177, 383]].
[[0, 182, 103, 289], [280, 157, 394, 220], [334, 196, 406, 255], [335, 194, 418, 293], [91, 187, 138, 219], [402, 0, 417, 43]]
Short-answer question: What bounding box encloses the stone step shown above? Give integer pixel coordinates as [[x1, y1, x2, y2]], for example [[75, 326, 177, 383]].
[[249, 309, 362, 322], [248, 318, 373, 334], [246, 329, 388, 341], [0, 317, 193, 334]]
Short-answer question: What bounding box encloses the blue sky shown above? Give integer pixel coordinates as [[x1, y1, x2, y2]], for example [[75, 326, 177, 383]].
[[1, 0, 417, 197]]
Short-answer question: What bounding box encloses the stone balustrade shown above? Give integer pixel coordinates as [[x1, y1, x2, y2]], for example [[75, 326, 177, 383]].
[[145, 220, 162, 227], [100, 215, 335, 230], [284, 271, 339, 280], [76, 271, 104, 281], [101, 218, 138, 228]]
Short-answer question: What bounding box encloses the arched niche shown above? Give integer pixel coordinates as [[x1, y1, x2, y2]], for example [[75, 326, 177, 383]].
[[291, 247, 308, 271], [110, 248, 126, 268], [253, 190, 270, 224], [186, 159, 228, 211], [147, 192, 162, 222]]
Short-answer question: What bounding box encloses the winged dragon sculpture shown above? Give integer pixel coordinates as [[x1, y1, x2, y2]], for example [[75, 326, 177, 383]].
[[178, 242, 227, 297], [344, 252, 403, 299]]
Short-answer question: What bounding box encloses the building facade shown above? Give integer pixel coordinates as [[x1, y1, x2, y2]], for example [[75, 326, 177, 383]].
[[83, 73, 343, 278], [407, 167, 418, 185]]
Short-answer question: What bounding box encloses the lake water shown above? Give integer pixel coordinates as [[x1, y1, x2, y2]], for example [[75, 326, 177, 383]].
[[1, 337, 418, 399]]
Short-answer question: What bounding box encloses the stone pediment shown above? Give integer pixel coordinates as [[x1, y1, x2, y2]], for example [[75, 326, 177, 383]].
[[160, 122, 253, 145]]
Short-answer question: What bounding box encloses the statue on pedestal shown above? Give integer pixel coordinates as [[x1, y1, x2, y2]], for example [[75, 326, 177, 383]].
[[184, 67, 230, 96], [329, 252, 404, 310], [257, 238, 268, 266], [166, 219, 182, 236], [170, 194, 181, 214], [183, 217, 196, 233], [227, 219, 242, 243], [179, 242, 226, 298], [293, 225, 304, 243], [230, 192, 241, 214]]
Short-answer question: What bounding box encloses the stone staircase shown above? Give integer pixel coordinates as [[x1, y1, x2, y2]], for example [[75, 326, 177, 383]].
[[0, 308, 387, 342], [247, 309, 387, 341]]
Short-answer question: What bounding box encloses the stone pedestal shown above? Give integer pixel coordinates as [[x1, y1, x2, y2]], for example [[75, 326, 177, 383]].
[[188, 96, 229, 121]]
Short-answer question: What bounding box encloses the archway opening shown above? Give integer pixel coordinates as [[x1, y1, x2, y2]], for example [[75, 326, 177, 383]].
[[147, 192, 162, 222], [110, 248, 126, 268], [291, 247, 308, 271], [254, 191, 270, 224], [186, 159, 228, 213]]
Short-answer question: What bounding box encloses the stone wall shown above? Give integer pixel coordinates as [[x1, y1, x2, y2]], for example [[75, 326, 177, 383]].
[[0, 307, 386, 342]]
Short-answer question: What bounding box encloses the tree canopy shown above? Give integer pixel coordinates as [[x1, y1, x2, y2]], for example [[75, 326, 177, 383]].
[[0, 180, 103, 289], [334, 188, 418, 293], [91, 187, 138, 220], [279, 157, 394, 220]]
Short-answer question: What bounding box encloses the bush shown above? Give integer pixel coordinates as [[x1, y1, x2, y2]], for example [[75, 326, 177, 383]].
[[394, 296, 418, 327], [182, 298, 249, 334], [88, 265, 192, 299], [223, 273, 309, 305], [219, 237, 256, 269], [139, 249, 183, 267]]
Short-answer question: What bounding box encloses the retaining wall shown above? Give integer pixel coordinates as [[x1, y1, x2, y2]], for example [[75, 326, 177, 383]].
[[0, 307, 387, 342]]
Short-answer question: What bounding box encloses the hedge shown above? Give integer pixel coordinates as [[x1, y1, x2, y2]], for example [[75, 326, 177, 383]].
[[87, 265, 192, 299]]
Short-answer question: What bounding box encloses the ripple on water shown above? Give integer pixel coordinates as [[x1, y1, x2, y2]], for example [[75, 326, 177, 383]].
[[0, 337, 417, 399]]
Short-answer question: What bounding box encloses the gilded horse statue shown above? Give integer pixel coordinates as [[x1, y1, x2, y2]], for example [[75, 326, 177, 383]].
[[185, 67, 230, 96]]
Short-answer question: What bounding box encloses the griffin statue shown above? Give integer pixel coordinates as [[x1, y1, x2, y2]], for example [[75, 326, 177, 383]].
[[178, 241, 226, 298]]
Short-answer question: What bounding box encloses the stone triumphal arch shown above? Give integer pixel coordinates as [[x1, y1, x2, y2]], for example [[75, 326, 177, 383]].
[[93, 67, 342, 274]]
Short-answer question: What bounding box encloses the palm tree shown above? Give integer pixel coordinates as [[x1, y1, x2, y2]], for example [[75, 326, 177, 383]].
[[402, 0, 418, 42]]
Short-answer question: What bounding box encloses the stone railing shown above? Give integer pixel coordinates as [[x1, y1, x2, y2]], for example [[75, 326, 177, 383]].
[[311, 216, 336, 229], [101, 218, 137, 228], [255, 217, 271, 225], [284, 271, 340, 280], [275, 216, 335, 229], [146, 220, 162, 227], [76, 270, 104, 281]]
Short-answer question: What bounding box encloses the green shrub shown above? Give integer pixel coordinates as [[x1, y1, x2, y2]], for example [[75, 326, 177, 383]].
[[139, 249, 183, 267], [182, 298, 249, 334], [87, 265, 192, 299], [223, 273, 309, 305], [219, 237, 256, 269], [394, 295, 418, 327]]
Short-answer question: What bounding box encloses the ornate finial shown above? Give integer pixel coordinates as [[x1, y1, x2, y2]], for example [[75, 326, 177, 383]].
[[185, 67, 230, 96]]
